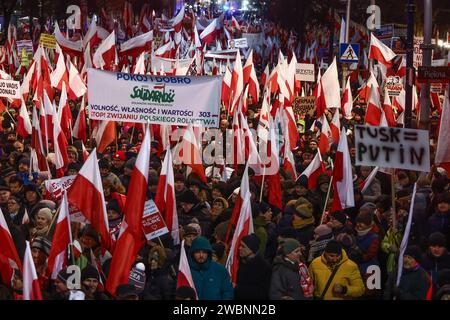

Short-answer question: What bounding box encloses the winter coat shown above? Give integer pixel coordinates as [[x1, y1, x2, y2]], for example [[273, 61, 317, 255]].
[[361, 178, 382, 203], [427, 212, 450, 247], [397, 265, 432, 300], [188, 237, 234, 300], [178, 203, 212, 238], [308, 234, 333, 264], [421, 250, 450, 297], [269, 256, 308, 300], [253, 216, 268, 257], [308, 249, 365, 300], [380, 228, 403, 274], [235, 254, 272, 300], [355, 228, 380, 274], [143, 267, 175, 300]]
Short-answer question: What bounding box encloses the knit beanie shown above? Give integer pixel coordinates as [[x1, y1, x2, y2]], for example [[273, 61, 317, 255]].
[[324, 240, 343, 255], [314, 224, 332, 237], [241, 234, 260, 254], [294, 198, 313, 218], [331, 211, 347, 225], [31, 236, 52, 256], [128, 263, 146, 292], [429, 232, 447, 247], [404, 245, 422, 263], [355, 211, 373, 226], [296, 175, 308, 189], [81, 265, 100, 282], [282, 238, 301, 255]]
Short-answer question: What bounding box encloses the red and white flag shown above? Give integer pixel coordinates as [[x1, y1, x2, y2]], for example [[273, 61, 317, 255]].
[[266, 117, 283, 210], [369, 33, 396, 67], [176, 239, 198, 298], [22, 241, 43, 300], [155, 147, 180, 245], [243, 50, 260, 102], [435, 90, 450, 172], [221, 65, 232, 106], [67, 150, 110, 249], [321, 57, 341, 109], [0, 209, 22, 272], [81, 142, 89, 161], [50, 47, 68, 91], [58, 82, 73, 139], [106, 127, 150, 296], [54, 22, 83, 57], [46, 192, 72, 279], [68, 60, 87, 99], [341, 76, 353, 119], [365, 85, 382, 126], [94, 120, 116, 153], [17, 99, 32, 139], [382, 88, 396, 127], [72, 96, 87, 143], [331, 128, 354, 211], [119, 31, 153, 58], [31, 106, 49, 172], [225, 163, 254, 284], [178, 125, 207, 184], [230, 50, 244, 115], [200, 18, 220, 45], [318, 114, 331, 155], [53, 96, 69, 177], [312, 71, 326, 118], [93, 31, 117, 71], [170, 4, 186, 33], [297, 152, 326, 189], [330, 108, 341, 144]]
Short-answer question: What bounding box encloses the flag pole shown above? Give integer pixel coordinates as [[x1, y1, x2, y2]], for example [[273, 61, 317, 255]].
[[259, 165, 266, 202], [129, 125, 135, 144], [320, 175, 333, 224], [391, 169, 397, 231]]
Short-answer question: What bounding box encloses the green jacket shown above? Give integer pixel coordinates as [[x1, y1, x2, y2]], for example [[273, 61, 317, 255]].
[[380, 228, 403, 273], [253, 216, 268, 256]]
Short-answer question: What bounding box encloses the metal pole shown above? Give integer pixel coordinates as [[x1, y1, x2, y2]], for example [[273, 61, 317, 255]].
[[368, 0, 376, 73], [341, 0, 351, 91], [419, 0, 432, 130], [404, 0, 415, 129]]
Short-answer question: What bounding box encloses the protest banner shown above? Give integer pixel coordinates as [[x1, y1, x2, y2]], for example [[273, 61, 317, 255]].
[[295, 63, 315, 82], [242, 32, 264, 49], [205, 49, 238, 60], [142, 200, 169, 240], [44, 175, 76, 200], [87, 69, 222, 128], [385, 76, 403, 97], [355, 125, 430, 172], [39, 33, 56, 49], [150, 56, 194, 75], [228, 38, 248, 49], [0, 79, 20, 99], [16, 40, 34, 65], [292, 96, 316, 118]]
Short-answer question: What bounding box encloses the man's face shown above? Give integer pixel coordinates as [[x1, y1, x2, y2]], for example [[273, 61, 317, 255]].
[[430, 245, 445, 258], [80, 235, 98, 250], [211, 188, 222, 200], [25, 191, 37, 203], [112, 158, 125, 168], [437, 202, 449, 213], [9, 182, 22, 194], [107, 210, 121, 221], [295, 185, 307, 196], [100, 168, 109, 176], [286, 247, 302, 263], [184, 234, 197, 246], [7, 199, 20, 213], [180, 202, 194, 213], [18, 163, 29, 172], [193, 250, 208, 264], [189, 185, 200, 196], [83, 278, 99, 294], [328, 217, 343, 229], [0, 190, 11, 203], [324, 252, 342, 267], [220, 120, 228, 132], [175, 180, 185, 192], [54, 278, 69, 294], [309, 141, 318, 151], [31, 248, 47, 266], [13, 142, 24, 152], [239, 242, 253, 258], [403, 255, 416, 269]]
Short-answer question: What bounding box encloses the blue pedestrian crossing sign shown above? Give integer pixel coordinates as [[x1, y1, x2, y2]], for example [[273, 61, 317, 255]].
[[339, 43, 360, 63]]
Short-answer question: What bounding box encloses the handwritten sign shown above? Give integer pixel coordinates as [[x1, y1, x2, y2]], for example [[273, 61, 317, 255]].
[[293, 96, 316, 118], [142, 200, 169, 240], [40, 33, 56, 49], [355, 125, 430, 172]]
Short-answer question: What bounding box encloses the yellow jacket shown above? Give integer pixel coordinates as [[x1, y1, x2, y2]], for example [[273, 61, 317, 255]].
[[308, 249, 365, 300]]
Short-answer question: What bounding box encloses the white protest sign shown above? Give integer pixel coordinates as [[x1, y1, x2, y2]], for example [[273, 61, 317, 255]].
[[385, 76, 403, 97], [88, 69, 222, 128], [44, 175, 76, 200], [242, 32, 264, 48], [355, 125, 430, 172], [228, 38, 248, 49], [295, 63, 315, 82], [0, 79, 20, 99], [142, 200, 169, 240]]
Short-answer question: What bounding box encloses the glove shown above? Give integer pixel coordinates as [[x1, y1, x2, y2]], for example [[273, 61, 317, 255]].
[[332, 284, 347, 295]]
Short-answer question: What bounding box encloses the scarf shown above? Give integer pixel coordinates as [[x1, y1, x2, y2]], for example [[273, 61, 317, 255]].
[[357, 224, 373, 237], [299, 262, 314, 298], [292, 216, 315, 229]]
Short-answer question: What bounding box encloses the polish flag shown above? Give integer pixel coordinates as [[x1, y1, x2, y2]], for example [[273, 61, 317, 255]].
[[53, 95, 69, 177], [243, 50, 260, 102], [435, 90, 450, 173], [58, 82, 73, 139], [83, 19, 102, 49], [200, 18, 220, 45], [95, 120, 116, 153], [318, 114, 331, 155], [382, 88, 396, 127], [359, 71, 379, 103], [297, 151, 326, 190], [178, 125, 207, 184], [154, 39, 175, 59], [155, 147, 180, 245], [369, 33, 396, 67], [283, 104, 299, 150], [22, 241, 43, 300], [221, 66, 232, 106], [54, 22, 83, 57], [231, 16, 241, 30], [46, 192, 72, 279], [50, 48, 68, 90], [266, 117, 283, 210], [133, 52, 146, 75], [67, 150, 110, 249], [312, 71, 326, 118], [68, 60, 87, 99], [0, 252, 13, 288], [331, 128, 354, 211], [365, 85, 382, 126], [360, 167, 379, 193], [226, 163, 254, 284], [106, 128, 150, 296], [81, 142, 89, 161], [330, 108, 341, 144], [119, 31, 153, 58], [0, 209, 22, 271], [392, 89, 405, 115], [341, 76, 353, 119], [31, 106, 48, 172], [321, 57, 341, 109], [170, 4, 186, 33], [176, 240, 198, 298], [43, 91, 55, 143], [261, 65, 270, 89], [282, 132, 297, 180], [431, 92, 442, 113], [17, 99, 32, 139], [93, 31, 117, 71], [230, 50, 244, 115], [257, 88, 271, 144], [72, 96, 87, 143]]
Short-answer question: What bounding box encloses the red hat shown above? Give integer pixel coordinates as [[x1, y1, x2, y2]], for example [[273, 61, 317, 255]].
[[114, 151, 126, 161]]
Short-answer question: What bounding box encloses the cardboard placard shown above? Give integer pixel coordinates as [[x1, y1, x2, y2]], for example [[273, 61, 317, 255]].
[[292, 96, 316, 118]]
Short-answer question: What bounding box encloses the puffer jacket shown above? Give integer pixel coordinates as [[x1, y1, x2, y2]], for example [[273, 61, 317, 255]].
[[308, 249, 365, 300], [188, 236, 234, 300], [269, 256, 309, 300]]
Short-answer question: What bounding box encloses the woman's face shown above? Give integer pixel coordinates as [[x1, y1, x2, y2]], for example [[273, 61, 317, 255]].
[[212, 202, 224, 216], [320, 183, 328, 193], [25, 191, 37, 203], [36, 213, 49, 228], [211, 188, 222, 200], [189, 185, 200, 196]]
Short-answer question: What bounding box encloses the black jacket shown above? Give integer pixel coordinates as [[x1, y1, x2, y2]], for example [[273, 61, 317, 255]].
[[235, 254, 272, 300], [269, 256, 307, 300]]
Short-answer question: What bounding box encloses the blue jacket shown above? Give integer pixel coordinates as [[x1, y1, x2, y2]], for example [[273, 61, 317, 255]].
[[188, 236, 234, 300]]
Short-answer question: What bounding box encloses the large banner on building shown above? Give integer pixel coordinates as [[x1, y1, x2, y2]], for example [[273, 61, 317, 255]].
[[88, 69, 222, 128]]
